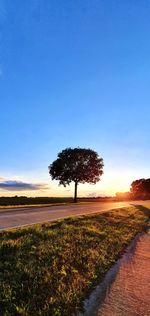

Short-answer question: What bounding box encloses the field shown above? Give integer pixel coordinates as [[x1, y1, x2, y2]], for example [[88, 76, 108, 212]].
[[0, 197, 73, 207], [1, 205, 150, 316], [0, 196, 116, 207]]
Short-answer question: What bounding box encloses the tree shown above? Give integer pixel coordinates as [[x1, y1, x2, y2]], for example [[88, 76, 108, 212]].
[[131, 178, 150, 199], [48, 147, 104, 203]]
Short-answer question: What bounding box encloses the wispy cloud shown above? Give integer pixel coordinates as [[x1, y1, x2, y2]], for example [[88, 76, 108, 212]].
[[87, 192, 98, 198], [0, 180, 48, 191]]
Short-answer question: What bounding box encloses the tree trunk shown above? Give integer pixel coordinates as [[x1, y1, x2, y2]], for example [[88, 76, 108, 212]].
[[74, 181, 78, 203]]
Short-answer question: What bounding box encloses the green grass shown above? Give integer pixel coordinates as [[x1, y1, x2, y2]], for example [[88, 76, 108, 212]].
[[0, 197, 73, 207], [0, 196, 114, 207], [0, 205, 150, 316], [0, 197, 115, 210]]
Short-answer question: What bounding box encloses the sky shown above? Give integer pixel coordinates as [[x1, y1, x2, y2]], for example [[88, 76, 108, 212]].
[[0, 0, 150, 197]]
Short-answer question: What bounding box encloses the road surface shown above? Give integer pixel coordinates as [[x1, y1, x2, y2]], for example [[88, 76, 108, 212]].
[[0, 200, 149, 230]]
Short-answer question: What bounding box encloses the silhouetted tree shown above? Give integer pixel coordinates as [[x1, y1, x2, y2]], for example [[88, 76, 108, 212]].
[[131, 178, 150, 199], [48, 147, 104, 202]]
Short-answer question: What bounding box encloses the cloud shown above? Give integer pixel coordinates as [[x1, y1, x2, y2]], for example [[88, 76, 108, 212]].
[[87, 192, 98, 198], [0, 180, 48, 191]]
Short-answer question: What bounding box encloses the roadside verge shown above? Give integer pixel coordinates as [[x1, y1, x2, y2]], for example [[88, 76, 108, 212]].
[[1, 205, 150, 316]]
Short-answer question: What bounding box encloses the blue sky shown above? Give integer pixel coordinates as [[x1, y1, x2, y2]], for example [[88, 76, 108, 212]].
[[0, 0, 150, 197]]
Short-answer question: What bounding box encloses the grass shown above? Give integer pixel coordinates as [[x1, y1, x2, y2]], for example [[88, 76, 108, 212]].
[[0, 201, 96, 210], [0, 197, 112, 209], [0, 203, 68, 210], [0, 205, 150, 316], [0, 197, 73, 207], [0, 196, 116, 207]]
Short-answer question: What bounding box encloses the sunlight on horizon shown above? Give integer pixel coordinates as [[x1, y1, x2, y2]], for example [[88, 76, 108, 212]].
[[0, 170, 132, 197]]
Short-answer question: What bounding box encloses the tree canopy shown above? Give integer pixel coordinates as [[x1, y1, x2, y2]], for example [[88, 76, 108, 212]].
[[48, 147, 104, 202], [131, 178, 150, 199]]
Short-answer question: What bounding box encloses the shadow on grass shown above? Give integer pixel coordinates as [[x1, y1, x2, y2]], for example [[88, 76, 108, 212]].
[[131, 205, 150, 218]]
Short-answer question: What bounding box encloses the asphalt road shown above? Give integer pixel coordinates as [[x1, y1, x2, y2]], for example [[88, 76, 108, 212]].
[[0, 200, 149, 230]]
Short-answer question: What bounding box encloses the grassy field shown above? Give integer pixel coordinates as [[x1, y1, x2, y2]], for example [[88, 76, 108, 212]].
[[0, 197, 73, 207], [0, 205, 150, 316], [0, 196, 116, 207]]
